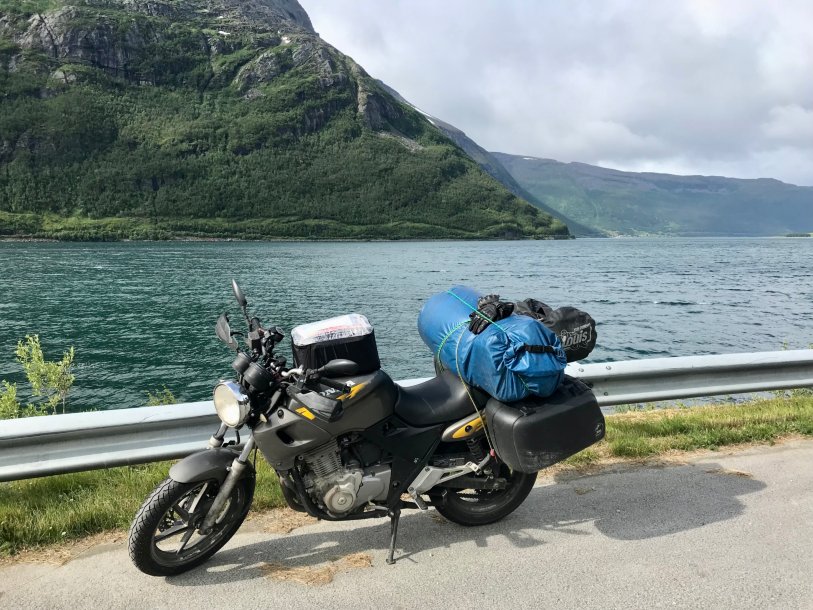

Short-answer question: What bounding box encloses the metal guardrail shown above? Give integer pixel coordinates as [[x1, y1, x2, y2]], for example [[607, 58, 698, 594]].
[[1, 350, 812, 482], [0, 401, 218, 483], [571, 350, 813, 406]]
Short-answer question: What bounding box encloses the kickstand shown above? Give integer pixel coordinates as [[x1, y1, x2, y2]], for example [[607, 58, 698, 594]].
[[386, 508, 401, 565]]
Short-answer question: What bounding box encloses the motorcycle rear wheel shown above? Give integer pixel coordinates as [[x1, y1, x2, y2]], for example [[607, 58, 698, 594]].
[[431, 465, 536, 526], [128, 475, 255, 576]]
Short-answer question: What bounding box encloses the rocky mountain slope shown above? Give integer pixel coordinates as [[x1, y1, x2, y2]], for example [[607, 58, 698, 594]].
[[0, 0, 567, 240], [495, 153, 813, 236]]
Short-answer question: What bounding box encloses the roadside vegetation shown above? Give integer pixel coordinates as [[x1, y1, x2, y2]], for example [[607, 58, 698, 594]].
[[0, 335, 74, 418], [145, 386, 177, 407], [1, 335, 177, 418], [1, 392, 811, 557], [568, 389, 813, 464], [0, 457, 284, 557]]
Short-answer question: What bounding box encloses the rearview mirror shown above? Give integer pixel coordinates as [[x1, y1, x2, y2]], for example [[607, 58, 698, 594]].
[[318, 359, 360, 378], [215, 313, 238, 351], [232, 279, 248, 309]]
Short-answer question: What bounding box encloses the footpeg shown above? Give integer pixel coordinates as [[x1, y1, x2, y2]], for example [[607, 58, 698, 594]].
[[466, 460, 482, 475], [407, 487, 428, 510], [407, 456, 492, 496]]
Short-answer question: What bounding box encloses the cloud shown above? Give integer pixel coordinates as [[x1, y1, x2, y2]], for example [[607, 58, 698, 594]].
[[301, 0, 813, 185], [762, 105, 813, 144]]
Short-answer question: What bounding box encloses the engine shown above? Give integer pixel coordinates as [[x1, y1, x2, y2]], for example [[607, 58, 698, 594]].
[[302, 440, 390, 514]]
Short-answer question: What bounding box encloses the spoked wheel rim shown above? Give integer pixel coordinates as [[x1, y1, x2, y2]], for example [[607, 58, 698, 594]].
[[150, 481, 246, 566]]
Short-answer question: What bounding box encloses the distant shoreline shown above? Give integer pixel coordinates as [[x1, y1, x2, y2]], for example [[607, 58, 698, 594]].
[[0, 235, 575, 243], [0, 235, 576, 244], [4, 234, 809, 243]]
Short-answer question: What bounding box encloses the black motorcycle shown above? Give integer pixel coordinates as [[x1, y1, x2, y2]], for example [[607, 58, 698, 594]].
[[128, 281, 605, 576]]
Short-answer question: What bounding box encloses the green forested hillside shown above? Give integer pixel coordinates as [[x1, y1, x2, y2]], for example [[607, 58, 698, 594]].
[[495, 153, 813, 236], [0, 0, 567, 240], [376, 80, 599, 237]]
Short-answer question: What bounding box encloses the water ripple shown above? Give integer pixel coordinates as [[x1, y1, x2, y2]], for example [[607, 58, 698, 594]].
[[1, 237, 811, 411]]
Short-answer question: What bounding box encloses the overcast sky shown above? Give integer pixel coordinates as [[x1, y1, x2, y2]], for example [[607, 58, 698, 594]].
[[300, 0, 813, 186]]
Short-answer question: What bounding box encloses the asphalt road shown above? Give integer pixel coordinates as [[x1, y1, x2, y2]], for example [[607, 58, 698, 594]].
[[2, 440, 812, 610]]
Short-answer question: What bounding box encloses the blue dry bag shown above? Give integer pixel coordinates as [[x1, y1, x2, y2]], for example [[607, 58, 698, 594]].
[[417, 286, 567, 402]]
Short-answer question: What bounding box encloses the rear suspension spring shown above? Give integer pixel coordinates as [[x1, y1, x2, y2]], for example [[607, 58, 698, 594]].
[[465, 437, 487, 463]]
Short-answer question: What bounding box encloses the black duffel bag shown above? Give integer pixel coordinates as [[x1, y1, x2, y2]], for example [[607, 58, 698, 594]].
[[515, 298, 597, 362]]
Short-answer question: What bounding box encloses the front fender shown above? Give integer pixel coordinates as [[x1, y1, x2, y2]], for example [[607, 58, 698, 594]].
[[169, 448, 251, 484]]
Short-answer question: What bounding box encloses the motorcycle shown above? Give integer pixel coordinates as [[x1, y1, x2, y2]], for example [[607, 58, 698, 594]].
[[128, 281, 604, 576]]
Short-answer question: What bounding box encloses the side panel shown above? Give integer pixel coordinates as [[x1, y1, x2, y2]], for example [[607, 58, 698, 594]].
[[253, 409, 333, 469], [441, 413, 484, 442], [253, 370, 398, 469], [360, 415, 444, 508]]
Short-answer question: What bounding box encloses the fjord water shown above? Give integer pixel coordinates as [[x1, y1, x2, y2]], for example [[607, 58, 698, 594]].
[[1, 238, 811, 412]]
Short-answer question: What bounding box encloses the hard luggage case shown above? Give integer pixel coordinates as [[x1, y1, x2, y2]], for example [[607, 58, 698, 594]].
[[484, 376, 605, 473]]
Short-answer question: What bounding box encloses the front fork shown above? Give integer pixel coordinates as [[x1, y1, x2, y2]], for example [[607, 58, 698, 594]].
[[198, 431, 256, 534], [207, 423, 228, 449]]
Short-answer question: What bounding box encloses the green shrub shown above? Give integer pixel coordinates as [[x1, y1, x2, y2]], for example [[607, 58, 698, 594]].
[[145, 386, 177, 406], [15, 335, 75, 415], [1, 335, 76, 418]]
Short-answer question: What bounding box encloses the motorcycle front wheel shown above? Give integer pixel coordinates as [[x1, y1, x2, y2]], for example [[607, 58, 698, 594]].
[[431, 465, 536, 526], [128, 475, 255, 576]]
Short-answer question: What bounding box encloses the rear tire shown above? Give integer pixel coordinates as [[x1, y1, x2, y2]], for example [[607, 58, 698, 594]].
[[431, 466, 536, 526], [128, 475, 255, 577]]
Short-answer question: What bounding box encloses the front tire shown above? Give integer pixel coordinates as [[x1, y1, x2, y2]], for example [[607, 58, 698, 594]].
[[431, 465, 536, 526], [128, 475, 255, 577]]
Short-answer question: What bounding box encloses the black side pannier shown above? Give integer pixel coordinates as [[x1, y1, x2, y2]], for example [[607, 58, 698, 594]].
[[515, 298, 597, 362], [484, 376, 605, 473], [291, 313, 381, 374]]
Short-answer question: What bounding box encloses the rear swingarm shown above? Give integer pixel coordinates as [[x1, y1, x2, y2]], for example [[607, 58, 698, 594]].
[[435, 475, 508, 491]]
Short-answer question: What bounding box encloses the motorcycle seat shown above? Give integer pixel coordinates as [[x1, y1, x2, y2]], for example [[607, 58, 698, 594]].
[[395, 371, 487, 427]]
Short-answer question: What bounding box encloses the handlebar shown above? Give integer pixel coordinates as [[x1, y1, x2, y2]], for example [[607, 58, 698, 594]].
[[316, 376, 350, 393], [281, 367, 349, 394]]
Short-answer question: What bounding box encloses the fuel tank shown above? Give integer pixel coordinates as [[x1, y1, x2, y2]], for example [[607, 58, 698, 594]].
[[253, 370, 398, 469]]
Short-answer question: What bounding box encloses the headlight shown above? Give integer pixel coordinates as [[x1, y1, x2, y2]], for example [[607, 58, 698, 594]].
[[213, 381, 250, 427]]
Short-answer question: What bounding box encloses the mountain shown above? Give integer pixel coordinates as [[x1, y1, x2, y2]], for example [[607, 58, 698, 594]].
[[375, 81, 599, 236], [0, 1, 568, 241], [495, 153, 813, 236]]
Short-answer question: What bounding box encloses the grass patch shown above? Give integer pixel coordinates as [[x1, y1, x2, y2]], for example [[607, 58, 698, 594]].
[[0, 455, 284, 557], [1, 393, 811, 557], [564, 393, 813, 464]]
